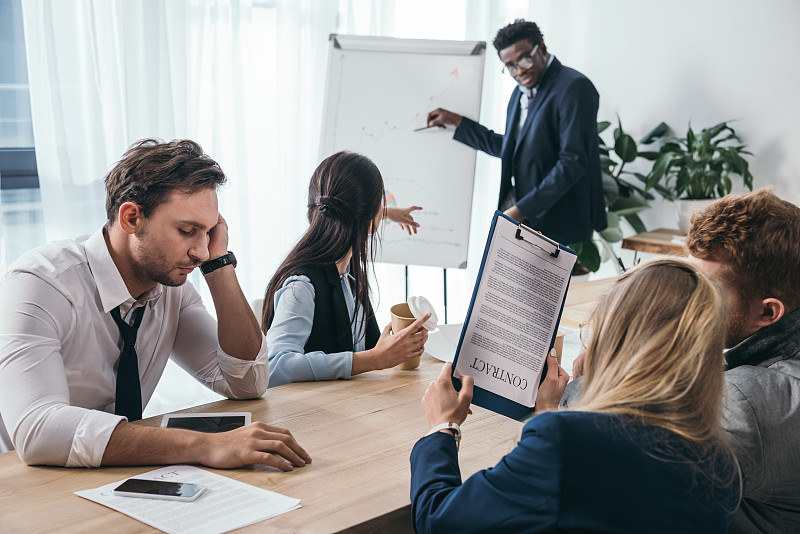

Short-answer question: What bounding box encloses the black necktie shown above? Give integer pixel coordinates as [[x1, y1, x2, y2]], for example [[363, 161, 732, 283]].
[[110, 305, 145, 421]]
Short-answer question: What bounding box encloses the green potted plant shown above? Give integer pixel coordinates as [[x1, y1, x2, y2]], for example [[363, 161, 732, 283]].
[[644, 121, 754, 233], [572, 119, 665, 272]]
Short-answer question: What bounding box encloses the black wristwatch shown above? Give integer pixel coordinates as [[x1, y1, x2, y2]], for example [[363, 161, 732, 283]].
[[200, 251, 237, 275]]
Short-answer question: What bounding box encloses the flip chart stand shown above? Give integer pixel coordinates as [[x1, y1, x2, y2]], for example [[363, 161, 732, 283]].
[[443, 268, 448, 324], [405, 265, 409, 302]]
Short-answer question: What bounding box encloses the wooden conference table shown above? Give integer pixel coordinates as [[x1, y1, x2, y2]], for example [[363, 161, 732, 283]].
[[0, 278, 615, 534]]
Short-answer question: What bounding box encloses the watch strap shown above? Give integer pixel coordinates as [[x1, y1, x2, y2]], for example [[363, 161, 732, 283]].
[[200, 251, 237, 275], [425, 422, 461, 450]]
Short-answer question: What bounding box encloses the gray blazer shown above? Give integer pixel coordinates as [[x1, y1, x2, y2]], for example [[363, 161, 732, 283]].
[[722, 308, 800, 533]]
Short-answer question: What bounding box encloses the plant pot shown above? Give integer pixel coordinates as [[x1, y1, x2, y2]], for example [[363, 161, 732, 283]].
[[675, 199, 716, 234]]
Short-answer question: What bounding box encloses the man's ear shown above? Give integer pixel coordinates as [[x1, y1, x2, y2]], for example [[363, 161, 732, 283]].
[[117, 202, 144, 236], [754, 297, 786, 328]]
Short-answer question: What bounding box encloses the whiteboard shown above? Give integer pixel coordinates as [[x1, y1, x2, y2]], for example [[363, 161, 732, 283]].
[[321, 35, 486, 269]]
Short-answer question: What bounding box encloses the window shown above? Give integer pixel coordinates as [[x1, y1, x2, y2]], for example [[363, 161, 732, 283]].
[[1, 0, 44, 269], [0, 0, 39, 190]]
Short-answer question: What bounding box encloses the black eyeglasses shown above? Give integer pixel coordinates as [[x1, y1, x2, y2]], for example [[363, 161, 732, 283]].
[[501, 44, 539, 75]]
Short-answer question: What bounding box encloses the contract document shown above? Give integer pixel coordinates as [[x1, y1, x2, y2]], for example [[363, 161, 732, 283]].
[[453, 212, 575, 419], [75, 465, 300, 534]]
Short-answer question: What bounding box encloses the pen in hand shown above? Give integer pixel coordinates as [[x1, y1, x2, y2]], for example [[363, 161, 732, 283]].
[[413, 125, 438, 132]]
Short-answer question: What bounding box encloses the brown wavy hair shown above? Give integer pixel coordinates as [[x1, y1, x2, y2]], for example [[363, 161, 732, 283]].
[[261, 151, 384, 336], [686, 188, 800, 312], [104, 138, 226, 223]]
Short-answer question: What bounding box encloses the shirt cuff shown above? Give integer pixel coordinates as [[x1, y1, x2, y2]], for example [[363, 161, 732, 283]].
[[66, 410, 126, 467], [217, 335, 270, 387]]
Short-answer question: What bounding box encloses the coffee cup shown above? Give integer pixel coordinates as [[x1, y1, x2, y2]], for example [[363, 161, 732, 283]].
[[391, 303, 420, 370], [553, 329, 566, 364]]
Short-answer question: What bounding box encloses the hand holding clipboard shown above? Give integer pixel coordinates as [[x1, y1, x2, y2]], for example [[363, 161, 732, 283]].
[[451, 212, 576, 420]]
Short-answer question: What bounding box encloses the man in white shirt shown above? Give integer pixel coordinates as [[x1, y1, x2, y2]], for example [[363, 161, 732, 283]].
[[0, 139, 311, 470]]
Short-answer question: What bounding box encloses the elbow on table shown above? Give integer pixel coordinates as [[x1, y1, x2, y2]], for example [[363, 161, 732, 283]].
[[13, 434, 66, 467], [225, 378, 269, 400], [9, 405, 86, 467]]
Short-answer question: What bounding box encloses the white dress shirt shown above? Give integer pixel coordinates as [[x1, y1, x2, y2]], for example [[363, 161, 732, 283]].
[[0, 228, 269, 466], [517, 54, 555, 135]]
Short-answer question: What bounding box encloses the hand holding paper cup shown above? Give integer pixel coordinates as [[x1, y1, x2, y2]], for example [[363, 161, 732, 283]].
[[391, 296, 438, 370], [553, 329, 566, 365], [390, 302, 416, 332]]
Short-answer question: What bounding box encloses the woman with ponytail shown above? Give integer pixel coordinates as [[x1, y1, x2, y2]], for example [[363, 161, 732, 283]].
[[262, 152, 429, 387]]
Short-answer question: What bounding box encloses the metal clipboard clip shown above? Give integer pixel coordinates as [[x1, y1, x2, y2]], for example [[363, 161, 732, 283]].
[[514, 223, 560, 258]]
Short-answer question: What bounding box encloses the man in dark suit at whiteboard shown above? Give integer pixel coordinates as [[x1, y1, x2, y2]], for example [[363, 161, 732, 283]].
[[428, 19, 605, 271]]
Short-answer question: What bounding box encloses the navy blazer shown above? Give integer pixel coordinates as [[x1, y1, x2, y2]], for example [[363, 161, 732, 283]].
[[410, 411, 740, 533], [454, 58, 606, 245]]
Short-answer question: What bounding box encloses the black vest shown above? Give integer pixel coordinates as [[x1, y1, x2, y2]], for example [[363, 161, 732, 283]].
[[291, 265, 380, 354]]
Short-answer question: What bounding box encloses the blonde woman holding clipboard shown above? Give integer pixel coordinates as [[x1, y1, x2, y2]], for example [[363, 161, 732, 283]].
[[410, 259, 740, 533]]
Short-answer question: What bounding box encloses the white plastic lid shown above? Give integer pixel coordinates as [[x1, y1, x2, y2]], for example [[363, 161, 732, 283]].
[[408, 295, 439, 331]]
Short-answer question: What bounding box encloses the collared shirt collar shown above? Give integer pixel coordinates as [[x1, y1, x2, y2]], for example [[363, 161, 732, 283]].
[[725, 307, 800, 370], [84, 227, 163, 317], [341, 263, 355, 282]]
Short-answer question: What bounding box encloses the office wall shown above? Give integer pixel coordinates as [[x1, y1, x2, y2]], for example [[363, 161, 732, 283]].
[[516, 0, 800, 229]]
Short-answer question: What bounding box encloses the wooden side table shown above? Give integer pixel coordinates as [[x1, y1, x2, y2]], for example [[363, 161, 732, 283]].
[[621, 228, 687, 263]]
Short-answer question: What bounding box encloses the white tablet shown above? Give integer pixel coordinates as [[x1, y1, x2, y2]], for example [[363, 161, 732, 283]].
[[160, 412, 251, 433]]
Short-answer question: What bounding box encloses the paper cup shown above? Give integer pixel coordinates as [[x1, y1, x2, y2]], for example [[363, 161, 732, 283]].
[[553, 329, 566, 364], [391, 303, 420, 370]]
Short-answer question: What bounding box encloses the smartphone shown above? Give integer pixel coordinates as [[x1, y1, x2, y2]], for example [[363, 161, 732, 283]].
[[112, 478, 206, 502]]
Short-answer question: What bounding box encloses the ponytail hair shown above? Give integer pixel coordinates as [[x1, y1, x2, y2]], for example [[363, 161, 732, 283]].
[[262, 152, 384, 337]]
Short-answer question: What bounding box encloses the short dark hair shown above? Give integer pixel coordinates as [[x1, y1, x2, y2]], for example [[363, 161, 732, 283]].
[[104, 138, 227, 223], [493, 19, 544, 52], [686, 188, 800, 311]]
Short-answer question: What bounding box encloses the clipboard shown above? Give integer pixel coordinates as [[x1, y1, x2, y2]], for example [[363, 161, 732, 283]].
[[451, 211, 576, 420]]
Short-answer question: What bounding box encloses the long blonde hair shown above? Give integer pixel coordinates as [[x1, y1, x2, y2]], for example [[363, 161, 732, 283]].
[[573, 258, 727, 445]]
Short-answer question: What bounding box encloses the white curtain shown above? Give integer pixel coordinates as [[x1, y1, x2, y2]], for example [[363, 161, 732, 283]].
[[21, 0, 338, 415], [19, 0, 531, 414], [21, 0, 340, 299]]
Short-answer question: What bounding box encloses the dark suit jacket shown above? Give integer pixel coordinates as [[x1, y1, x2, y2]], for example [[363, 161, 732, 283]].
[[410, 411, 739, 533], [454, 58, 606, 245], [298, 265, 380, 354]]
